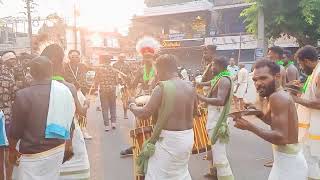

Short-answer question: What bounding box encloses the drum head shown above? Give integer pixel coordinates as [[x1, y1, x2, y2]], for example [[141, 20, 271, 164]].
[[135, 95, 151, 106]]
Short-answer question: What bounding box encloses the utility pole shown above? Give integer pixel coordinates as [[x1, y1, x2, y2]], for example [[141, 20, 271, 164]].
[[26, 0, 33, 54], [237, 32, 242, 65], [73, 4, 78, 50], [257, 5, 266, 57]]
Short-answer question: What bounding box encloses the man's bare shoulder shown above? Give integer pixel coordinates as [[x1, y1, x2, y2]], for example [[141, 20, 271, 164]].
[[288, 64, 299, 72], [269, 90, 293, 110], [219, 76, 232, 87]]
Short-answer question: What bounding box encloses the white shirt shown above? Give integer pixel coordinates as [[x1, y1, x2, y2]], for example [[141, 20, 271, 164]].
[[227, 65, 240, 77], [237, 68, 249, 84], [181, 69, 189, 81]]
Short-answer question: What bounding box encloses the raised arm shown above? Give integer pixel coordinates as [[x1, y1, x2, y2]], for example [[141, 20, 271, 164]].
[[197, 77, 231, 106], [293, 72, 320, 109], [129, 85, 162, 119], [235, 93, 290, 145]]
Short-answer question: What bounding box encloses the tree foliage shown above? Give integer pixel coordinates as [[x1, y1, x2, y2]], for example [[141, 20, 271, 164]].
[[241, 0, 320, 46]]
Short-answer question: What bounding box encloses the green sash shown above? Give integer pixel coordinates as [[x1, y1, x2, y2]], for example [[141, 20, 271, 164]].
[[276, 60, 284, 66], [52, 75, 65, 81], [209, 74, 233, 145], [301, 75, 311, 93], [284, 60, 294, 68], [210, 70, 232, 87], [143, 65, 155, 82], [136, 80, 176, 175]]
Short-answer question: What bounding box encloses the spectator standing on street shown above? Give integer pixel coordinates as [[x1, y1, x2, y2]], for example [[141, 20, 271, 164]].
[[64, 50, 92, 140], [227, 58, 239, 80], [234, 64, 249, 110], [95, 55, 117, 131], [0, 51, 18, 180]]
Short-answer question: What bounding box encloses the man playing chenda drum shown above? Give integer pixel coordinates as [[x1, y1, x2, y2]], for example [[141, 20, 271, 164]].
[[233, 59, 307, 180], [197, 56, 234, 180], [131, 37, 161, 94], [120, 37, 160, 157], [129, 54, 197, 180]]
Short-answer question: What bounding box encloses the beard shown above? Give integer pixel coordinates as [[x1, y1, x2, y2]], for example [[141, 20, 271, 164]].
[[303, 66, 314, 75], [257, 80, 276, 98]]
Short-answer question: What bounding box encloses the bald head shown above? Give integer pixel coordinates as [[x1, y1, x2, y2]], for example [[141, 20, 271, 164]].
[[155, 54, 178, 81], [30, 56, 53, 80]]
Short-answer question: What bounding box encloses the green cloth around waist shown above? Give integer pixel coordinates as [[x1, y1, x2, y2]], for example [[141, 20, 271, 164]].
[[273, 144, 301, 155], [210, 76, 233, 145]]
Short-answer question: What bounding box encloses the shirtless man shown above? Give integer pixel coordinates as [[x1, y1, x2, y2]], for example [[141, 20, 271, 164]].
[[120, 37, 160, 157], [197, 56, 234, 180], [233, 59, 307, 180], [129, 54, 197, 179], [40, 44, 90, 179], [268, 46, 287, 87], [201, 45, 217, 82], [292, 45, 320, 179], [283, 50, 299, 83]]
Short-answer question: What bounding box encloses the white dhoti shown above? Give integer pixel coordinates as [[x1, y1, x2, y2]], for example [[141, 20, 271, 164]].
[[12, 144, 65, 180], [234, 83, 247, 99], [303, 145, 320, 179], [207, 106, 234, 180], [145, 129, 194, 180], [268, 144, 307, 180], [60, 119, 90, 180], [243, 72, 257, 104]]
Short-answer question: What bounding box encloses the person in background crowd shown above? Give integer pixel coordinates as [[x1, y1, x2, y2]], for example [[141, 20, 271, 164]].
[[0, 51, 18, 180], [234, 64, 249, 110], [95, 55, 117, 131], [227, 58, 239, 80], [64, 50, 92, 140], [201, 45, 217, 82], [243, 66, 257, 105], [113, 53, 132, 119], [234, 59, 307, 180], [64, 50, 89, 94], [180, 66, 189, 81], [1, 51, 25, 90], [268, 46, 286, 87], [293, 45, 320, 180], [283, 50, 300, 83]]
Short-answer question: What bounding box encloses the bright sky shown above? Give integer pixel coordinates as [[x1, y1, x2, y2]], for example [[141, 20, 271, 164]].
[[0, 0, 145, 34]]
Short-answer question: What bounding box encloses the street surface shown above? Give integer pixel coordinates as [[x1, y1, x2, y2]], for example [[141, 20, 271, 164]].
[[85, 97, 272, 180]]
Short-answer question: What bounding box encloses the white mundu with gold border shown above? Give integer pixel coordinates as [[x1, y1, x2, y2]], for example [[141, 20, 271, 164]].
[[297, 62, 320, 179]]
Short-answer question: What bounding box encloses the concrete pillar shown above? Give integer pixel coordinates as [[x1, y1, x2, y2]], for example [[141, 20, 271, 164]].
[[257, 6, 267, 55]]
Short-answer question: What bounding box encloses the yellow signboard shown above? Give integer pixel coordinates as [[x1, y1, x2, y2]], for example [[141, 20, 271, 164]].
[[162, 41, 181, 48]]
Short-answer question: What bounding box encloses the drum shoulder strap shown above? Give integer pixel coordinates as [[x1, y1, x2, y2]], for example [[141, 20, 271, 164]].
[[150, 80, 176, 143], [136, 80, 176, 175]]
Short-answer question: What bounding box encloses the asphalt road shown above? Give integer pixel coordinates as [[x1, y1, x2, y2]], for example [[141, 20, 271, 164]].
[[85, 97, 272, 180]]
